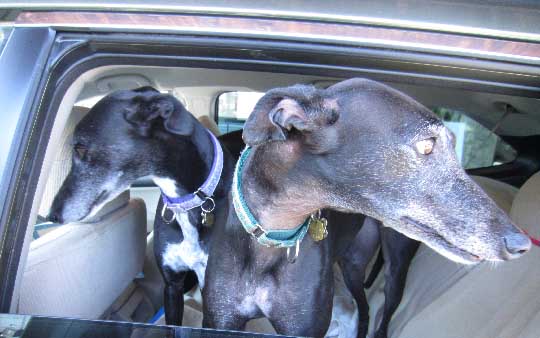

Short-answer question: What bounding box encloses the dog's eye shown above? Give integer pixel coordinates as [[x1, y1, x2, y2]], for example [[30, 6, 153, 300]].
[[415, 138, 435, 155], [74, 144, 88, 159]]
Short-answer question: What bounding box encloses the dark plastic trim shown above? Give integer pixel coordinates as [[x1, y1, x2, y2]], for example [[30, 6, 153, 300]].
[[0, 27, 56, 311]]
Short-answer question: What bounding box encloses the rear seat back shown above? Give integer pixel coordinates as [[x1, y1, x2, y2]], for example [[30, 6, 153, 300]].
[[19, 192, 147, 319], [511, 172, 540, 240], [367, 175, 540, 338]]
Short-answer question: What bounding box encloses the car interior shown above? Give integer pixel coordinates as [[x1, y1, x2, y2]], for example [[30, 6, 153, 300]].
[[11, 64, 540, 338]]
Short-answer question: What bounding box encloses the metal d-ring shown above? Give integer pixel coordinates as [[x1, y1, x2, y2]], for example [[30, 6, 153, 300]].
[[201, 197, 216, 213], [286, 240, 301, 264], [311, 209, 322, 221], [161, 203, 176, 224]]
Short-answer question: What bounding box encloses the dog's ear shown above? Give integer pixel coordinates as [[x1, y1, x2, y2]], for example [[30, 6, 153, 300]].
[[242, 85, 339, 148], [123, 89, 194, 137], [243, 95, 307, 146]]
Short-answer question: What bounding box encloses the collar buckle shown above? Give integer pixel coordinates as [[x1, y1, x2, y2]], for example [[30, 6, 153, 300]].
[[250, 224, 267, 239], [194, 188, 209, 200]]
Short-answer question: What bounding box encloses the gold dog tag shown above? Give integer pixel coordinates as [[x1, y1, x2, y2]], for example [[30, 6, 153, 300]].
[[202, 211, 214, 227], [309, 216, 328, 242]]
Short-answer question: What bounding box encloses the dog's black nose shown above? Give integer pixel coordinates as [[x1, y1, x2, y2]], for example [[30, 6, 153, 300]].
[[503, 232, 531, 258]]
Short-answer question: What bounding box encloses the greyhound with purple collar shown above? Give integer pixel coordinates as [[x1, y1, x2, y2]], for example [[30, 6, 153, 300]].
[[47, 87, 236, 325], [202, 78, 530, 337]]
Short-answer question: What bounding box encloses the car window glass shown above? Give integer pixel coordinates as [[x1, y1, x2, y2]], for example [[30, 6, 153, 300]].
[[217, 93, 517, 169], [217, 91, 264, 134], [433, 107, 517, 169]]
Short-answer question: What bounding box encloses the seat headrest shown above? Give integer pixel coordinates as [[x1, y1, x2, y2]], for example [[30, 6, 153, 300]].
[[84, 190, 130, 223], [197, 116, 221, 137], [471, 175, 518, 214], [510, 172, 540, 237]]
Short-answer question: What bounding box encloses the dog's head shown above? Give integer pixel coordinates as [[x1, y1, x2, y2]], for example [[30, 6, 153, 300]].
[[243, 78, 530, 264], [48, 87, 199, 223]]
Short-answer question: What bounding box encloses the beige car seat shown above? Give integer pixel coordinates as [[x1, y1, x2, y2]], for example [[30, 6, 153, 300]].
[[366, 174, 540, 338], [18, 106, 147, 319], [198, 115, 221, 137]]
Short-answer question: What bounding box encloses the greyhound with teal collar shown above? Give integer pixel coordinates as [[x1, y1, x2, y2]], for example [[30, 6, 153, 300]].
[[202, 78, 530, 337]]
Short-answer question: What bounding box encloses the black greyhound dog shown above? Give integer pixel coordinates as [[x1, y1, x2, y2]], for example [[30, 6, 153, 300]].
[[203, 78, 530, 338], [220, 129, 420, 338], [47, 86, 389, 337], [363, 228, 419, 338], [48, 87, 236, 325]]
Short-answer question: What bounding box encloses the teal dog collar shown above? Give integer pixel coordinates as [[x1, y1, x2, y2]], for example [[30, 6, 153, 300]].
[[232, 146, 310, 249]]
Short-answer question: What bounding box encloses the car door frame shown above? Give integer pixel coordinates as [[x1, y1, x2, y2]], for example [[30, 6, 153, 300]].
[[1, 13, 540, 313]]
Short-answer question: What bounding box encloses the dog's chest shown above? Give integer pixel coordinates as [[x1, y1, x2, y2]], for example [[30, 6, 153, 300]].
[[237, 283, 274, 317], [162, 211, 208, 287]]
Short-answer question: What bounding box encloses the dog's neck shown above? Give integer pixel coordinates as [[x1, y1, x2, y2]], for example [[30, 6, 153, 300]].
[[154, 122, 228, 199], [241, 143, 324, 230]]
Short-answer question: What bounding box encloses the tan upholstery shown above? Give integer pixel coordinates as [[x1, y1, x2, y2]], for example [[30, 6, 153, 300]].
[[511, 172, 540, 238], [471, 175, 518, 214], [366, 175, 540, 338], [197, 115, 221, 136], [19, 192, 147, 319]]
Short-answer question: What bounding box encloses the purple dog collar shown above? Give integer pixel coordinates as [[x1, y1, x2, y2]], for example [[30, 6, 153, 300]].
[[160, 129, 223, 213]]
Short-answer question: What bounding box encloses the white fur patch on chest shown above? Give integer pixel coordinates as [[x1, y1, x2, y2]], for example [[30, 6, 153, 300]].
[[238, 286, 273, 317], [153, 176, 180, 198], [161, 211, 209, 287]]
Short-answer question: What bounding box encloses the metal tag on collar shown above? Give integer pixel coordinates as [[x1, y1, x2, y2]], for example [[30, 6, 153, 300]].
[[286, 239, 300, 264], [308, 210, 328, 242], [201, 210, 214, 227], [197, 189, 216, 227]]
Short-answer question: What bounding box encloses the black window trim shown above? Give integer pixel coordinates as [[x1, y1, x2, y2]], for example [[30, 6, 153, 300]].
[[213, 90, 231, 124]]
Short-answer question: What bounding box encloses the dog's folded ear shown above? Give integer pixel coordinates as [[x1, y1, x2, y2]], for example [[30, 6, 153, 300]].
[[123, 88, 194, 137], [242, 86, 314, 146], [242, 97, 305, 146], [243, 85, 339, 149]]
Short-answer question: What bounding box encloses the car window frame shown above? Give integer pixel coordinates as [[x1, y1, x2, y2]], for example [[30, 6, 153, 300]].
[[0, 27, 56, 311], [2, 16, 539, 314]]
